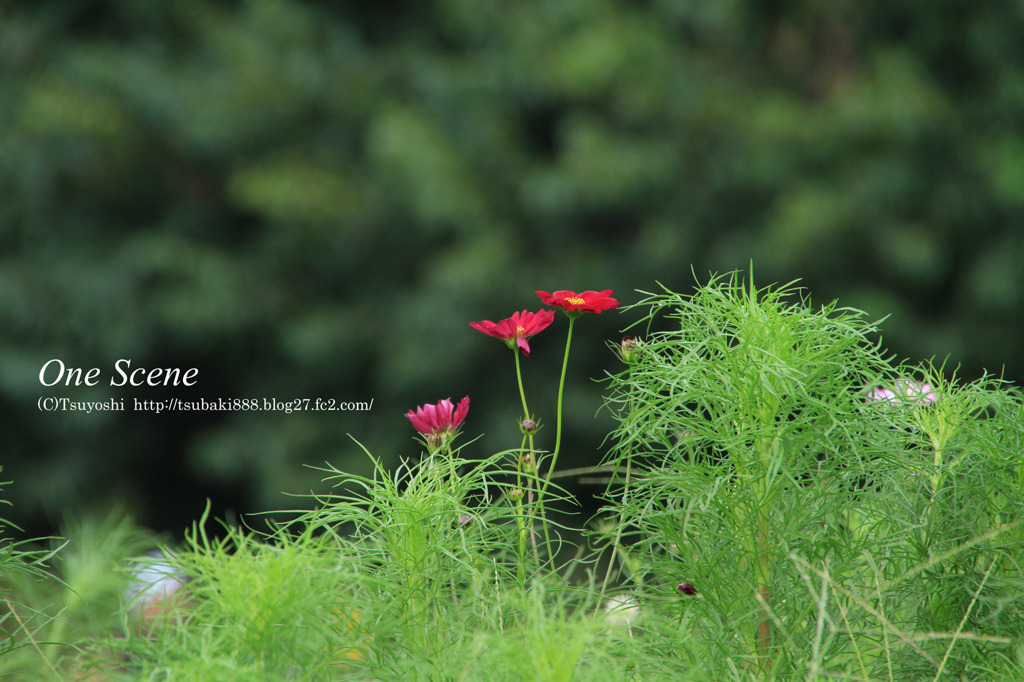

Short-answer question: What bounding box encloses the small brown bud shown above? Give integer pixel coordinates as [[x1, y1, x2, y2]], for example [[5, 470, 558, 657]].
[[521, 452, 536, 472], [619, 336, 639, 363]]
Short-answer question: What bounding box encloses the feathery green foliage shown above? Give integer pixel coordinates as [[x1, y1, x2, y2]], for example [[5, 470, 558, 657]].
[[4, 272, 1024, 680], [599, 273, 1024, 678]]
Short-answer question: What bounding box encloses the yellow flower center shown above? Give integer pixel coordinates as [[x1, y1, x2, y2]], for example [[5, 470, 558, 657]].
[[516, 325, 525, 336], [566, 297, 586, 305]]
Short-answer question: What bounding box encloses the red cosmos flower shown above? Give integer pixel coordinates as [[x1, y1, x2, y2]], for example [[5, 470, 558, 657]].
[[406, 396, 470, 438], [536, 289, 619, 315], [469, 309, 555, 357]]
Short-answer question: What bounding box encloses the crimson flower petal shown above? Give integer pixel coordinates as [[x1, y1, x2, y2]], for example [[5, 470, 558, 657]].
[[452, 395, 470, 428], [406, 396, 470, 436], [536, 290, 619, 314], [469, 309, 555, 356]]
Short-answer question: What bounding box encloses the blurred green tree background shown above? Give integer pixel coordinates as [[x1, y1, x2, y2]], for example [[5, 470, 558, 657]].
[[2, 0, 1022, 538]]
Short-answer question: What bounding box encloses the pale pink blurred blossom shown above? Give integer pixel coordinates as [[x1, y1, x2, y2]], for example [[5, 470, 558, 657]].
[[868, 378, 936, 406]]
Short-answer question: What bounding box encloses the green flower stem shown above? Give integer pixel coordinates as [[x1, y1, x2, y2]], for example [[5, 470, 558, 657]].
[[537, 314, 576, 560], [515, 433, 529, 586], [513, 347, 542, 564], [514, 348, 530, 423], [929, 433, 944, 497], [752, 429, 777, 673], [512, 347, 539, 473], [755, 509, 773, 675], [547, 315, 575, 485]]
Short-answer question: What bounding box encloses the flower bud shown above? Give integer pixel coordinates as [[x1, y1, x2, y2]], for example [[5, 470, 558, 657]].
[[520, 418, 538, 434], [521, 452, 536, 473], [677, 582, 697, 596], [619, 336, 639, 363], [509, 488, 524, 501]]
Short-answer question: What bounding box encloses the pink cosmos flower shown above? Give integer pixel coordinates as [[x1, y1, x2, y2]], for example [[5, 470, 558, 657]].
[[406, 396, 470, 437], [469, 309, 555, 357], [536, 289, 619, 314], [867, 379, 937, 406]]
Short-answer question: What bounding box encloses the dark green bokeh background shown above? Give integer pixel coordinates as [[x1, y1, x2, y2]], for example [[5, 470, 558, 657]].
[[3, 0, 1022, 539]]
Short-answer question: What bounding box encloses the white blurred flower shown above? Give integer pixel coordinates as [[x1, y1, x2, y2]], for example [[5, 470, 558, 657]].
[[602, 593, 641, 627], [125, 549, 188, 616]]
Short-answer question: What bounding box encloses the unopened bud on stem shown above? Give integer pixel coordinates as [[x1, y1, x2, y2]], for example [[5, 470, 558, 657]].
[[520, 418, 538, 434], [521, 452, 536, 473], [619, 336, 639, 363]]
